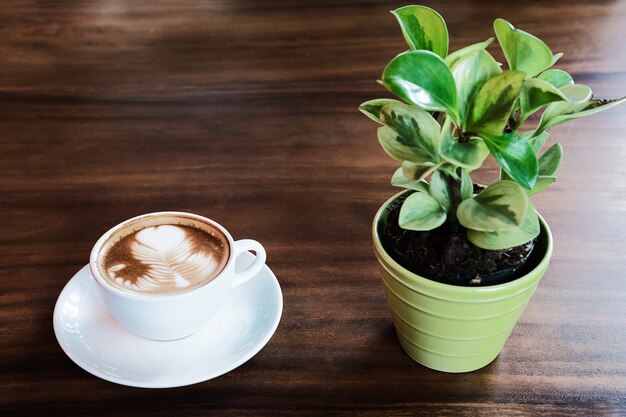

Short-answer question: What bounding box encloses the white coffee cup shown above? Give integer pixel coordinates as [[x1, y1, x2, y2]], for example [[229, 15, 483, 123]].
[[89, 211, 266, 341]]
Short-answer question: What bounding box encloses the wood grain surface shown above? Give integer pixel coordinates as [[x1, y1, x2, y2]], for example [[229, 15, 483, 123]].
[[1, 1, 625, 415]]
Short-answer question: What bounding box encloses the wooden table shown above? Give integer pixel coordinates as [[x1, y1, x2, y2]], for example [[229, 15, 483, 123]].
[[2, 1, 625, 415]]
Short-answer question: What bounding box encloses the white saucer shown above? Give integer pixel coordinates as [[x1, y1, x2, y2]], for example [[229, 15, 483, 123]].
[[53, 252, 283, 388]]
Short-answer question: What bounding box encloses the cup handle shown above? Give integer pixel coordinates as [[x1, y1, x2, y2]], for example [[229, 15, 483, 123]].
[[232, 239, 267, 287]]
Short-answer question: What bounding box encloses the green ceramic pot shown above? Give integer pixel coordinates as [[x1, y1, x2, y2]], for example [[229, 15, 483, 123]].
[[372, 191, 553, 373]]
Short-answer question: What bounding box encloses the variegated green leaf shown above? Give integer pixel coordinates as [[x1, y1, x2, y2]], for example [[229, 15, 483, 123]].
[[457, 180, 528, 232], [482, 132, 538, 189], [527, 176, 556, 197], [494, 18, 553, 77], [392, 5, 448, 58], [537, 69, 573, 88], [466, 71, 525, 135], [377, 103, 441, 163], [444, 38, 494, 68], [559, 84, 593, 103], [521, 130, 551, 153], [382, 51, 459, 122], [539, 96, 626, 132], [439, 121, 489, 170], [429, 170, 453, 211], [520, 78, 569, 117], [359, 99, 404, 124], [401, 160, 445, 182], [467, 201, 540, 250], [451, 49, 502, 127], [550, 53, 563, 67], [537, 84, 593, 131], [391, 167, 429, 193], [460, 169, 473, 200], [538, 143, 562, 176], [528, 143, 562, 196], [399, 192, 447, 231]]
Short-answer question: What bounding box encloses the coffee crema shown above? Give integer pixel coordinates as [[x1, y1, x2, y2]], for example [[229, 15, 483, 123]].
[[98, 220, 229, 295]]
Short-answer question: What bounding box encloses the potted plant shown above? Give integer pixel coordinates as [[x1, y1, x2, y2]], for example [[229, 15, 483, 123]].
[[361, 5, 625, 372]]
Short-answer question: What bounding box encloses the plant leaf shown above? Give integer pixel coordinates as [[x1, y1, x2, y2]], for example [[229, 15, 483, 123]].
[[439, 121, 489, 170], [359, 99, 404, 124], [521, 130, 551, 153], [494, 18, 553, 77], [520, 78, 569, 118], [391, 5, 448, 58], [527, 176, 556, 197], [451, 49, 502, 127], [467, 201, 540, 250], [527, 143, 562, 196], [457, 180, 528, 232], [537, 69, 573, 88], [382, 50, 459, 122], [429, 170, 453, 211], [401, 160, 445, 182], [539, 96, 626, 132], [550, 52, 563, 67], [391, 167, 429, 193], [537, 143, 562, 176], [482, 132, 538, 189], [444, 38, 494, 68], [559, 84, 593, 103], [460, 169, 473, 200], [466, 71, 525, 134], [399, 192, 447, 231], [377, 102, 441, 163]]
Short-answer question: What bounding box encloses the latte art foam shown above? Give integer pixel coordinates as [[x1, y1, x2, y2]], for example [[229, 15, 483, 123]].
[[100, 223, 229, 295]]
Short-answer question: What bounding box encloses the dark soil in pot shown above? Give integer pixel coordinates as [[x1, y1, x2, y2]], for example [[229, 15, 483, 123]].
[[379, 191, 541, 286]]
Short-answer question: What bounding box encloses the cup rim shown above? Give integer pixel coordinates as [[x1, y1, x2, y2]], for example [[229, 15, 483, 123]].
[[89, 211, 235, 301]]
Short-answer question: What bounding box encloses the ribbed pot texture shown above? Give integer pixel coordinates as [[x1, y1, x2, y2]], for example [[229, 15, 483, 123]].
[[372, 191, 553, 373]]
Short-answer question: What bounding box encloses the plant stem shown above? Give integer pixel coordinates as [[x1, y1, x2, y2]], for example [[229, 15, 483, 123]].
[[511, 114, 528, 132], [448, 167, 463, 232]]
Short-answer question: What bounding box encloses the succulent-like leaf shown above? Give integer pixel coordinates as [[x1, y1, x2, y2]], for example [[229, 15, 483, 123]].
[[466, 71, 525, 134], [527, 176, 556, 197], [550, 53, 563, 67], [493, 18, 553, 77], [520, 78, 569, 117], [467, 201, 540, 250], [537, 143, 562, 176], [377, 103, 441, 163], [391, 5, 448, 58], [482, 132, 538, 189], [444, 38, 494, 68], [521, 130, 551, 153], [559, 84, 593, 103], [429, 170, 453, 211], [537, 69, 573, 88], [399, 192, 447, 231], [457, 180, 529, 232], [451, 49, 502, 127], [460, 169, 473, 200], [382, 51, 459, 122], [391, 167, 429, 193], [359, 99, 404, 124], [401, 160, 445, 182], [539, 95, 626, 132], [527, 143, 562, 196], [439, 122, 489, 170]]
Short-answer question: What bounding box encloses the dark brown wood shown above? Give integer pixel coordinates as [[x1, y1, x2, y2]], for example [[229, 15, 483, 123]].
[[1, 1, 625, 415]]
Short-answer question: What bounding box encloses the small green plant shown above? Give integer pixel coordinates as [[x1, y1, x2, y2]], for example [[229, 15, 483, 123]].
[[360, 5, 625, 250]]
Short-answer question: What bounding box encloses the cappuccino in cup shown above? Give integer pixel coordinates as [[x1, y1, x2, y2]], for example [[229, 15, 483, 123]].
[[89, 212, 266, 340], [97, 216, 230, 295]]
